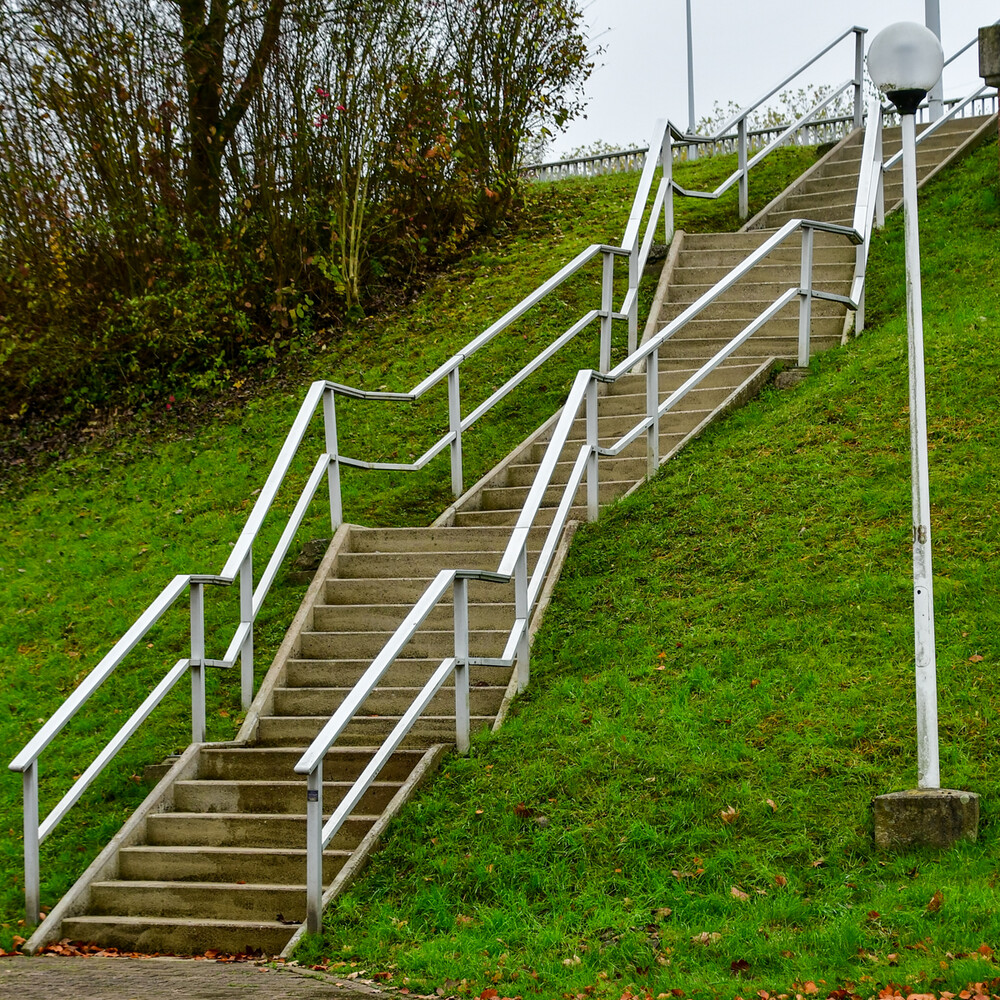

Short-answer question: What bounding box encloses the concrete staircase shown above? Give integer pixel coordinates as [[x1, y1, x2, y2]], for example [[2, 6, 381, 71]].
[[39, 111, 994, 958]]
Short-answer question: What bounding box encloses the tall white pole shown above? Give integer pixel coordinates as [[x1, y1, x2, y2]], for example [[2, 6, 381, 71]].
[[686, 0, 697, 159], [925, 0, 944, 120], [901, 112, 940, 789]]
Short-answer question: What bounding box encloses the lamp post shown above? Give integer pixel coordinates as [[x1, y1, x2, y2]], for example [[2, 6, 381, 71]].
[[924, 0, 944, 121], [866, 23, 979, 849], [867, 20, 943, 791], [686, 0, 697, 160]]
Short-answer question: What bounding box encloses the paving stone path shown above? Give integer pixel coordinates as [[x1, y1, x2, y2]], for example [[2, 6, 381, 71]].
[[0, 956, 387, 999]]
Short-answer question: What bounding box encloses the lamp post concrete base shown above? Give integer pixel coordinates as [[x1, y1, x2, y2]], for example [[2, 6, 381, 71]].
[[874, 788, 979, 850]]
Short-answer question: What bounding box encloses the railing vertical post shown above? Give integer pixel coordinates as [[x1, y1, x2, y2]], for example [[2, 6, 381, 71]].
[[663, 129, 675, 245], [322, 387, 343, 531], [854, 28, 866, 129], [239, 551, 254, 710], [586, 378, 599, 522], [305, 766, 323, 935], [515, 548, 530, 692], [737, 117, 749, 219], [798, 225, 815, 368], [875, 113, 885, 229], [190, 581, 206, 744], [23, 763, 40, 925], [600, 250, 615, 373], [448, 367, 463, 498], [646, 346, 659, 478], [627, 243, 639, 357], [453, 577, 470, 755]]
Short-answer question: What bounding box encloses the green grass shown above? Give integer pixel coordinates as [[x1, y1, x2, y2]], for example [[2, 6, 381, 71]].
[[0, 146, 815, 944], [295, 141, 1000, 998]]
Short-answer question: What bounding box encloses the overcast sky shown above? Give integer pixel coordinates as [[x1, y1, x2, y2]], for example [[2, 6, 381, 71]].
[[554, 0, 998, 157]]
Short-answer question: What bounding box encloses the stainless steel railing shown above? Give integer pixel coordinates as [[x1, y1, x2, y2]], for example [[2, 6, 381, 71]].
[[10, 20, 990, 931]]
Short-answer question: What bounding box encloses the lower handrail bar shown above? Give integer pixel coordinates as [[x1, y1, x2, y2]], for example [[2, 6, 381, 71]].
[[526, 445, 591, 610], [253, 453, 332, 618], [39, 658, 191, 841], [461, 311, 600, 432], [337, 431, 456, 473], [9, 575, 193, 773]]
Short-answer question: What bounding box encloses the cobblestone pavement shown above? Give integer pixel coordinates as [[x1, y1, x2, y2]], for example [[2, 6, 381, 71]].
[[0, 956, 387, 999]]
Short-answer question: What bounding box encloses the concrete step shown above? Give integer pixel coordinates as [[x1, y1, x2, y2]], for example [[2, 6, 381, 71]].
[[173, 778, 402, 814], [477, 473, 645, 512], [256, 715, 495, 747], [145, 812, 377, 849], [117, 845, 349, 884], [605, 360, 763, 396], [671, 262, 853, 285], [284, 657, 512, 689], [272, 684, 508, 717], [89, 880, 308, 924], [299, 626, 508, 659], [196, 745, 425, 782], [665, 281, 850, 308], [323, 576, 517, 605], [334, 549, 538, 578], [346, 525, 544, 554], [504, 454, 648, 487], [59, 915, 295, 956], [591, 382, 734, 414], [312, 600, 513, 632]]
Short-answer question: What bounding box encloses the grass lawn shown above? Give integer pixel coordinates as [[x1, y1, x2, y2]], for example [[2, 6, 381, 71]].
[[295, 141, 1000, 998], [0, 145, 815, 946]]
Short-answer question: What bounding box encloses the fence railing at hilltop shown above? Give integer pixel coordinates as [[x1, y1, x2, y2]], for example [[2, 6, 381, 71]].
[[525, 90, 999, 182]]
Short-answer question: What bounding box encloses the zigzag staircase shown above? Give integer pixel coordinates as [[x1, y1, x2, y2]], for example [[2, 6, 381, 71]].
[[19, 71, 994, 957]]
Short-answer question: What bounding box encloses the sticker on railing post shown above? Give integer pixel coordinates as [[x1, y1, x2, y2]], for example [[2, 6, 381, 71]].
[[307, 789, 319, 802]]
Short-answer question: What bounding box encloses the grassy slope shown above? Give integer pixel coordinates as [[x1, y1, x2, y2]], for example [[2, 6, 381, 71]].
[[0, 147, 815, 943], [299, 141, 1000, 997]]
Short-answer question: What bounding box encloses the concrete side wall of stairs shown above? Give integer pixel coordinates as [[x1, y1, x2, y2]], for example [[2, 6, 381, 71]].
[[29, 113, 995, 959]]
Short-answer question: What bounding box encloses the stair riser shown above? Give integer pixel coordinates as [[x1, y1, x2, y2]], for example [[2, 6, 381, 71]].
[[256, 716, 494, 747], [592, 383, 734, 415], [312, 601, 512, 632], [197, 748, 425, 782], [679, 247, 853, 267], [273, 686, 507, 718], [58, 918, 292, 957], [606, 362, 763, 397], [672, 263, 853, 284], [284, 658, 512, 689], [174, 780, 400, 815], [478, 476, 636, 512], [335, 550, 521, 578], [455, 505, 588, 528], [665, 283, 850, 307], [324, 577, 517, 605], [528, 437, 683, 465], [504, 455, 648, 487], [300, 629, 507, 659], [118, 847, 347, 884], [654, 336, 840, 360], [653, 317, 843, 340], [347, 526, 545, 554], [90, 882, 308, 923], [146, 815, 374, 850]]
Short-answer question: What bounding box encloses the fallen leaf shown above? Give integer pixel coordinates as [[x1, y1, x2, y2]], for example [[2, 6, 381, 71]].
[[719, 805, 739, 825], [810, 858, 825, 868], [977, 943, 993, 959], [774, 875, 788, 887], [969, 654, 984, 663], [456, 914, 474, 927], [926, 890, 944, 913], [731, 958, 751, 976], [887, 954, 899, 966], [653, 907, 673, 919], [765, 799, 777, 812], [513, 802, 535, 819], [690, 932, 722, 946], [750, 678, 760, 688], [731, 886, 749, 902]]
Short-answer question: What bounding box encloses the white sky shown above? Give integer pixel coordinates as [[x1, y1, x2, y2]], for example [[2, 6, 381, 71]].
[[554, 0, 999, 157]]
